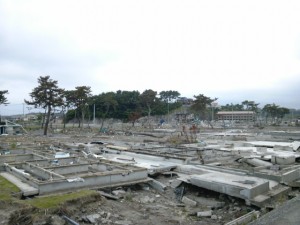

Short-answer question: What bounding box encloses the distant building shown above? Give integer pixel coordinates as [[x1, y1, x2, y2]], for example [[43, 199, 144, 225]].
[[175, 113, 194, 123], [216, 111, 256, 121], [177, 97, 193, 105], [0, 120, 25, 135]]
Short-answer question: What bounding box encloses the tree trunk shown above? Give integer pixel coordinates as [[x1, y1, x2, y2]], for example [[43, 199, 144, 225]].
[[44, 105, 51, 135], [41, 109, 46, 129], [63, 110, 66, 130], [77, 110, 81, 128]]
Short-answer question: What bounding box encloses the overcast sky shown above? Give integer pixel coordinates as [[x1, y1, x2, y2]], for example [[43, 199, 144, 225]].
[[1, 0, 300, 115]]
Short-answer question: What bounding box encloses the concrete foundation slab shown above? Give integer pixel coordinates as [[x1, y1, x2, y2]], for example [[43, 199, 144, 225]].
[[1, 172, 38, 196]]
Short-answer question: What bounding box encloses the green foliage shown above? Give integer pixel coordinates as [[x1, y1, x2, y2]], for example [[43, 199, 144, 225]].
[[65, 109, 75, 123], [262, 103, 290, 124], [24, 76, 65, 109], [64, 89, 183, 122], [242, 100, 259, 112], [158, 90, 181, 116], [114, 90, 141, 120], [159, 90, 180, 103], [190, 94, 217, 120], [65, 86, 92, 127], [92, 92, 118, 118], [220, 103, 243, 111], [219, 100, 260, 115], [10, 142, 17, 149], [0, 90, 9, 106], [24, 76, 65, 135], [26, 190, 97, 209], [139, 89, 158, 117]]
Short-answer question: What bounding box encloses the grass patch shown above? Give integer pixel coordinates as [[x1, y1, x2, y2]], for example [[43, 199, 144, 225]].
[[0, 176, 21, 201], [26, 190, 98, 209], [9, 142, 17, 149]]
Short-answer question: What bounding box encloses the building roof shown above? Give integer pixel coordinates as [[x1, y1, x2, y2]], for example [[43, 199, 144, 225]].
[[217, 111, 256, 115]]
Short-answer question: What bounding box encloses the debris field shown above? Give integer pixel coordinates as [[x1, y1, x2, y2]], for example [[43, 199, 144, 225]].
[[1, 123, 300, 225]]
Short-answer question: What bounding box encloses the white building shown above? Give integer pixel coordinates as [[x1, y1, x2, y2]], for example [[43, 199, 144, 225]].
[[216, 111, 256, 121]]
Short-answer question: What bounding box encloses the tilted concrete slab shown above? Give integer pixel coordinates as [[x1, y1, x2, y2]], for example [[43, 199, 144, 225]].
[[97, 150, 180, 175], [189, 173, 270, 200], [96, 149, 293, 207], [175, 165, 280, 206]]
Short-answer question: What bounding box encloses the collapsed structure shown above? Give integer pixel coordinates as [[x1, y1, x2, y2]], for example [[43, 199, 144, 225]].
[[0, 149, 149, 196], [0, 120, 26, 135], [1, 126, 300, 224]]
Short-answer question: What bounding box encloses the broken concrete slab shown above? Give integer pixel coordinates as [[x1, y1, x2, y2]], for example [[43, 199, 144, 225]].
[[190, 196, 225, 209], [175, 165, 280, 206], [86, 214, 101, 224], [244, 158, 273, 167], [98, 191, 119, 200], [292, 141, 300, 151], [197, 210, 212, 217], [169, 179, 183, 188], [271, 155, 295, 165], [281, 168, 300, 184], [148, 178, 167, 192], [112, 189, 126, 197], [182, 196, 197, 207], [247, 141, 300, 151], [189, 173, 270, 201]]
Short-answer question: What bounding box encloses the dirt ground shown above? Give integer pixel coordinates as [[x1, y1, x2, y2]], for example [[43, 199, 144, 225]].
[[1, 123, 300, 225]]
